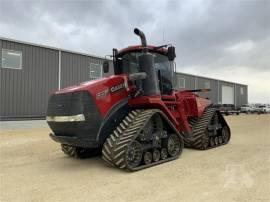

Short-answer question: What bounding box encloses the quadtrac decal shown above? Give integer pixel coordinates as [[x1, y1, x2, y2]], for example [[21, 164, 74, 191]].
[[96, 83, 125, 99]]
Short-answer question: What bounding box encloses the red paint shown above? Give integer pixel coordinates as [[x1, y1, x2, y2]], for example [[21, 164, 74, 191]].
[[53, 74, 211, 134], [55, 75, 129, 117], [51, 45, 212, 134], [128, 91, 211, 134]]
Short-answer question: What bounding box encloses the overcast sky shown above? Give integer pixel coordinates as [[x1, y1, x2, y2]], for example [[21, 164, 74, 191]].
[[1, 0, 269, 103]]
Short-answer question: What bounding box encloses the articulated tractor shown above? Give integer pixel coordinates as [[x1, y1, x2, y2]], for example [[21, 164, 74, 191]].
[[46, 28, 231, 171]]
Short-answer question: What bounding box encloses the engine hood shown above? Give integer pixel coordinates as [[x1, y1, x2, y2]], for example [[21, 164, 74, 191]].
[[50, 75, 129, 117]]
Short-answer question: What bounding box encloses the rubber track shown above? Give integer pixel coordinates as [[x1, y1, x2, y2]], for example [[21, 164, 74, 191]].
[[61, 144, 85, 158], [102, 109, 179, 171], [184, 107, 230, 150]]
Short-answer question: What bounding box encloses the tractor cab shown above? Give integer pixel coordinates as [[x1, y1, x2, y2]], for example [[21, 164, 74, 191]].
[[104, 29, 176, 96], [115, 46, 175, 95]]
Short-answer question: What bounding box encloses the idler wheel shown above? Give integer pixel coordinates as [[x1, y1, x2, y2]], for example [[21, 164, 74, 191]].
[[125, 140, 143, 169], [166, 134, 182, 157], [222, 126, 230, 143]]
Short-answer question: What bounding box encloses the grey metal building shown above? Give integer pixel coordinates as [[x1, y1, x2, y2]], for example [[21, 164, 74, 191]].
[[174, 72, 248, 108], [0, 37, 113, 120], [0, 37, 247, 120]]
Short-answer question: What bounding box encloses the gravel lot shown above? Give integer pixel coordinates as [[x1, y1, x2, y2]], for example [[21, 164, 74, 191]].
[[0, 115, 269, 202]]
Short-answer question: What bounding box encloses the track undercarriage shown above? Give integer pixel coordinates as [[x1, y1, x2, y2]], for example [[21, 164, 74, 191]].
[[184, 107, 231, 150], [102, 109, 184, 171], [60, 107, 230, 171]]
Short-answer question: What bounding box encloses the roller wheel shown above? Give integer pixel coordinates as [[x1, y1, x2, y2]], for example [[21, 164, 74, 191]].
[[143, 152, 152, 165], [222, 126, 230, 143], [160, 148, 168, 160], [166, 134, 182, 157], [218, 136, 223, 144], [210, 137, 215, 147], [214, 137, 219, 145], [152, 149, 160, 162]]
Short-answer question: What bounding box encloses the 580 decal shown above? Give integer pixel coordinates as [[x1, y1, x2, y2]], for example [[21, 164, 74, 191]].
[[96, 83, 125, 99]]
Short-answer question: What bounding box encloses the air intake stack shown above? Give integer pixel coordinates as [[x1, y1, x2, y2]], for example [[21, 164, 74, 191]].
[[134, 28, 160, 96]]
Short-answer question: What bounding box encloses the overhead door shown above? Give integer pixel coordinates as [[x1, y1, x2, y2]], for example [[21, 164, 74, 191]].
[[222, 85, 234, 104]]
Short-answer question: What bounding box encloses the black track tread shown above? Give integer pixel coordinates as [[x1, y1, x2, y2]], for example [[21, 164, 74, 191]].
[[102, 109, 153, 170], [184, 107, 231, 150], [102, 109, 183, 171], [61, 144, 87, 158]]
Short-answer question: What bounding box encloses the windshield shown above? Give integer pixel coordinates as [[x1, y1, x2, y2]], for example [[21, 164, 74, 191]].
[[117, 51, 174, 94], [120, 52, 171, 74]]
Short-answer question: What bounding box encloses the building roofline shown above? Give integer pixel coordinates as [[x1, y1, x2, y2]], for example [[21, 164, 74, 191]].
[[175, 71, 248, 86], [0, 36, 108, 60]]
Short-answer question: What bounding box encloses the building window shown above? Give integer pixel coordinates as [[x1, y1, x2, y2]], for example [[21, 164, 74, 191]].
[[1, 49, 22, 69], [178, 78, 185, 88], [204, 81, 210, 89], [89, 63, 102, 80], [240, 87, 244, 95]]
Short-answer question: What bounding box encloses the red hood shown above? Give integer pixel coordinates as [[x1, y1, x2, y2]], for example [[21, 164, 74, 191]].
[[52, 75, 129, 117], [55, 77, 109, 94]]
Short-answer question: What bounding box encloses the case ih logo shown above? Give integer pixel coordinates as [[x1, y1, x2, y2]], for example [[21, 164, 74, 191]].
[[96, 83, 125, 99], [110, 83, 125, 93]]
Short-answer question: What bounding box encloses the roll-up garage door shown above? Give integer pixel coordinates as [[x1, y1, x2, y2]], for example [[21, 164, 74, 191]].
[[222, 85, 234, 104]]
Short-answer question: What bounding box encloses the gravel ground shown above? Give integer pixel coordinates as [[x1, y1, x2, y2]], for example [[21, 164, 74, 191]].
[[0, 114, 269, 202]]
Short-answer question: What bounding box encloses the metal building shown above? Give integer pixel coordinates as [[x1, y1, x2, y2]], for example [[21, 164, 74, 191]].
[[0, 37, 248, 120], [0, 37, 112, 120], [175, 72, 248, 108]]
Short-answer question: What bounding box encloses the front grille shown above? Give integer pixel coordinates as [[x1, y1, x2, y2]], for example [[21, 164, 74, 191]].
[[47, 92, 85, 116], [46, 91, 102, 141]]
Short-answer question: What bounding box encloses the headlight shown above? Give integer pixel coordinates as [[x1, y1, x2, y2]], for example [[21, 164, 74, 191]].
[[46, 114, 85, 122]]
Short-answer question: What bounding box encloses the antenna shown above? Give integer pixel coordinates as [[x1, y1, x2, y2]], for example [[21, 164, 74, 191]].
[[162, 28, 165, 42]]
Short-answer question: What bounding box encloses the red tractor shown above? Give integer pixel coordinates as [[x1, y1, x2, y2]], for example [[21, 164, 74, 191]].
[[46, 28, 230, 171]]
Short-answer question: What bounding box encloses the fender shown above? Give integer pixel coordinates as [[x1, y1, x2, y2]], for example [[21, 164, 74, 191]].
[[96, 98, 131, 146]]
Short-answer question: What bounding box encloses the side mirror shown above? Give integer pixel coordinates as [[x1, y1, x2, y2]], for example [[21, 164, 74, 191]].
[[167, 46, 176, 61], [103, 60, 109, 73]]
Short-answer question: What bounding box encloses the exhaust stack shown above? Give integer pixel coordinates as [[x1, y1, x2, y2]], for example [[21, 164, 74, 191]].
[[134, 28, 147, 49]]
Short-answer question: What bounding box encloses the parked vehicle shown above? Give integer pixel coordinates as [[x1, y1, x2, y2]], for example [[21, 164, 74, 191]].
[[255, 105, 265, 114], [262, 105, 270, 113], [256, 105, 270, 114], [213, 104, 240, 115], [240, 104, 256, 113]]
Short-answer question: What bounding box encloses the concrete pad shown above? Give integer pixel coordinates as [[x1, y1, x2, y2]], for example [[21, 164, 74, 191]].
[[0, 115, 269, 202], [0, 120, 48, 132]]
